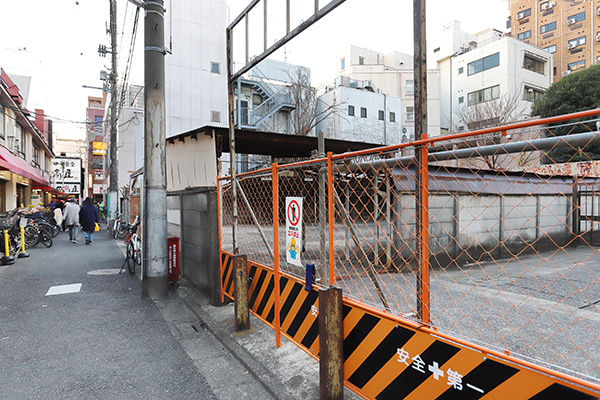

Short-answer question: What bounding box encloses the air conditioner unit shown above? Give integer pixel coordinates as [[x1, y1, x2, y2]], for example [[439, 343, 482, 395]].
[[541, 3, 549, 11], [401, 127, 411, 141], [562, 71, 572, 77], [597, 33, 600, 42], [517, 11, 524, 20], [596, 59, 600, 65], [567, 42, 576, 49], [548, 2, 555, 9], [568, 18, 576, 26], [597, 7, 600, 16]]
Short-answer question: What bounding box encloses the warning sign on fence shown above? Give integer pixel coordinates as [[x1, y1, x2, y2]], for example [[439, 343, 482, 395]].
[[285, 197, 303, 267]]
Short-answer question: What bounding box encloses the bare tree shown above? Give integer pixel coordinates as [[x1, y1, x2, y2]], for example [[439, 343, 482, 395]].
[[451, 91, 538, 170], [286, 66, 343, 136]]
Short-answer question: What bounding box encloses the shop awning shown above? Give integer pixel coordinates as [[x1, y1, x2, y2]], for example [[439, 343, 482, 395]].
[[0, 145, 49, 186], [31, 185, 67, 196]]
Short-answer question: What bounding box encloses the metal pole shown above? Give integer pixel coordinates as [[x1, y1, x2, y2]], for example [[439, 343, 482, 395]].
[[414, 0, 430, 324], [142, 0, 168, 298], [227, 24, 239, 255], [109, 0, 119, 229]]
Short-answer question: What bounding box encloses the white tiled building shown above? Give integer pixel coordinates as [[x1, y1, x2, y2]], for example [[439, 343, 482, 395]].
[[318, 45, 441, 142], [433, 21, 553, 133], [164, 0, 228, 138]]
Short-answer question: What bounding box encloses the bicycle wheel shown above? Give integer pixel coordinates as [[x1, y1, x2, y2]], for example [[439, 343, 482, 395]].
[[24, 225, 39, 248], [127, 241, 136, 275], [112, 222, 119, 239], [52, 224, 60, 237], [40, 231, 52, 248]]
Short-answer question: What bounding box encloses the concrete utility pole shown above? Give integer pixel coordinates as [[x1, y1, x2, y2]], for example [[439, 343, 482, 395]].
[[142, 0, 168, 298], [109, 0, 119, 225]]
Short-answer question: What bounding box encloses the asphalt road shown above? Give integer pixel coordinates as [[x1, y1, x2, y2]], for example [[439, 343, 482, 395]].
[[0, 227, 217, 400]]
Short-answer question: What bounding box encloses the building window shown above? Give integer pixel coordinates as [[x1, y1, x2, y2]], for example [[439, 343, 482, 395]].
[[467, 53, 500, 75], [348, 105, 355, 116], [405, 80, 414, 95], [211, 62, 220, 73], [14, 123, 24, 157], [567, 11, 585, 25], [378, 110, 384, 121], [568, 36, 586, 49], [94, 115, 103, 136], [211, 111, 221, 123], [517, 30, 532, 40], [341, 58, 346, 70], [524, 86, 544, 102], [358, 56, 365, 65], [540, 21, 556, 34], [458, 96, 464, 104], [360, 107, 367, 118], [405, 106, 414, 122], [467, 85, 500, 106], [544, 44, 557, 54], [458, 67, 464, 74], [568, 60, 586, 72], [517, 8, 531, 20], [32, 146, 40, 167], [523, 55, 545, 74], [389, 112, 396, 122]]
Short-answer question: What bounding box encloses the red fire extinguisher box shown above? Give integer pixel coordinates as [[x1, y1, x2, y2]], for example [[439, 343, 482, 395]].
[[167, 237, 179, 282]]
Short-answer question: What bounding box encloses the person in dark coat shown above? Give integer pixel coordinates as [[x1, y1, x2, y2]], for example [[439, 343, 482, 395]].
[[79, 197, 99, 245]]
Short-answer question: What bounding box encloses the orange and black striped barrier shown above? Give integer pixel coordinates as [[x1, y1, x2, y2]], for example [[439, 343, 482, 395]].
[[220, 250, 600, 399]]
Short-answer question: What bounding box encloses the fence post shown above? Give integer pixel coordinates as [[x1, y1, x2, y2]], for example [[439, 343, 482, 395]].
[[573, 176, 580, 245], [319, 286, 343, 400], [233, 254, 250, 331], [416, 140, 430, 324], [327, 152, 335, 286], [272, 163, 281, 347]]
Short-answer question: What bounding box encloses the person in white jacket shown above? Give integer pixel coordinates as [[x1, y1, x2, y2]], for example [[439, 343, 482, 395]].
[[62, 198, 80, 243]]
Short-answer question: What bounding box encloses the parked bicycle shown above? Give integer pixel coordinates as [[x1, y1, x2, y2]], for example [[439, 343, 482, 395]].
[[112, 212, 129, 240], [120, 218, 141, 275]]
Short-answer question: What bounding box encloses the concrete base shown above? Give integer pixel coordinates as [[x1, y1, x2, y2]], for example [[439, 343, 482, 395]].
[[1, 255, 14, 265], [142, 275, 169, 299]]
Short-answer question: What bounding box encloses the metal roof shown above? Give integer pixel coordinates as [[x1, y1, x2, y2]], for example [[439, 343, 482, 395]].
[[167, 126, 382, 158]]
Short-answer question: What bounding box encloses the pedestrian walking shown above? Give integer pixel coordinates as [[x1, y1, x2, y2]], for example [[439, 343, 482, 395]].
[[63, 198, 80, 243], [79, 197, 99, 245]]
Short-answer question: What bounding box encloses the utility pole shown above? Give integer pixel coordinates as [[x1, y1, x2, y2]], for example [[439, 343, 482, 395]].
[[108, 0, 119, 227], [142, 0, 168, 298]]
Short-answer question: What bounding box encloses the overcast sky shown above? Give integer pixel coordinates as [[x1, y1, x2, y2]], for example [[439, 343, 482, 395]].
[[0, 0, 508, 140]]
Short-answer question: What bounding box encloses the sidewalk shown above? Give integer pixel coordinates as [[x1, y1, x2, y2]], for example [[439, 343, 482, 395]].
[[113, 235, 361, 399]]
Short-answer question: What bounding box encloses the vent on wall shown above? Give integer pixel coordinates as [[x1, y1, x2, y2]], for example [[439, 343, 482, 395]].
[[211, 111, 221, 123]]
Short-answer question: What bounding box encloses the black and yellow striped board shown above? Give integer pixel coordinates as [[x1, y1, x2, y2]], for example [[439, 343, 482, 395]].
[[219, 252, 600, 399]]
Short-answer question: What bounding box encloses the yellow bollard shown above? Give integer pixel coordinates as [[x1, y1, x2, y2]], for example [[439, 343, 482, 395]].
[[1, 229, 14, 265], [4, 230, 9, 257], [18, 226, 29, 258]]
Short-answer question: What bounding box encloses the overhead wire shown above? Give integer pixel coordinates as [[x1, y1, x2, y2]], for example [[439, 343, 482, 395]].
[[116, 6, 141, 122]]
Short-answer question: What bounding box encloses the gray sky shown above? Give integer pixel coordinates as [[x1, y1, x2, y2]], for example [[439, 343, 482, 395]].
[[0, 0, 508, 140]]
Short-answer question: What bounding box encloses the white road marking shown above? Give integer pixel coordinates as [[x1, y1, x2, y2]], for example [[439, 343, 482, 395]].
[[87, 269, 122, 276], [46, 283, 82, 296]]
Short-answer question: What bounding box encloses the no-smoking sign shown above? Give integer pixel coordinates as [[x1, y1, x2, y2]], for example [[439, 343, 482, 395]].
[[285, 197, 303, 267], [287, 200, 300, 226]]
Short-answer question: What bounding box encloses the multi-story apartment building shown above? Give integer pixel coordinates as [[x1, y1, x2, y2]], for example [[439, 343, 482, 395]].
[[330, 45, 441, 140], [86, 95, 107, 203], [433, 21, 553, 133], [508, 0, 600, 80], [0, 69, 55, 210]]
